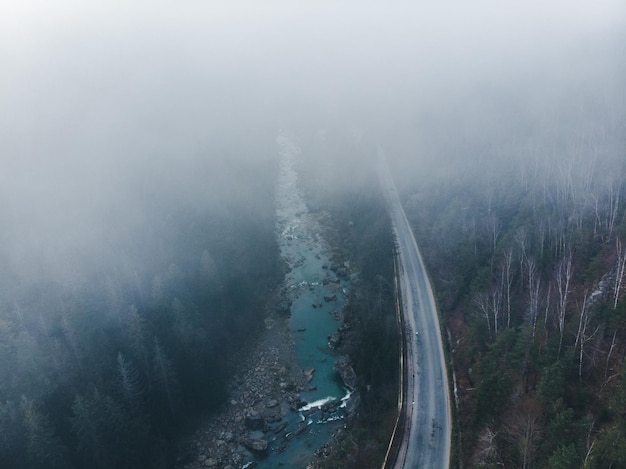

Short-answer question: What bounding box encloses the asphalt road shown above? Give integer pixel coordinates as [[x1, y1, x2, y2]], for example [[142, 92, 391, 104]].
[[378, 145, 451, 469]]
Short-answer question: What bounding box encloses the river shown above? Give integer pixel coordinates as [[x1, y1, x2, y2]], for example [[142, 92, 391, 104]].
[[253, 133, 351, 467]]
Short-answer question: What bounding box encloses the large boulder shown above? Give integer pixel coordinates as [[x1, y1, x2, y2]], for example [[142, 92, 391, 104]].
[[241, 438, 268, 454], [328, 331, 341, 349]]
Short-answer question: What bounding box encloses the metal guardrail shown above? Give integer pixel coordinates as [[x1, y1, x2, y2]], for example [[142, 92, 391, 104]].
[[381, 256, 406, 469]]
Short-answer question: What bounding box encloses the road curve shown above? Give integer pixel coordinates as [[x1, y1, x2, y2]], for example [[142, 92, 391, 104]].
[[378, 145, 452, 469]]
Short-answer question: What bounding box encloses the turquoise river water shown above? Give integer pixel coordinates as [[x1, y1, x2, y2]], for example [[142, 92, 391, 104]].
[[253, 134, 351, 468]]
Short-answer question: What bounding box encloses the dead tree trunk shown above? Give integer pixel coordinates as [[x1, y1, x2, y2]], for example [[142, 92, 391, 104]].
[[504, 248, 514, 329], [614, 238, 626, 309], [527, 258, 541, 340], [543, 281, 552, 340], [475, 292, 493, 341], [555, 251, 573, 360], [607, 181, 621, 241]]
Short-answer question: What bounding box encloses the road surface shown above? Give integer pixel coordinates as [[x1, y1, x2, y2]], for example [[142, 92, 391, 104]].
[[378, 145, 452, 469]]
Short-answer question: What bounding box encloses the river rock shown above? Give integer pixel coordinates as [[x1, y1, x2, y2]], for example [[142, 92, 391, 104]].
[[304, 368, 315, 383], [321, 398, 341, 413], [328, 331, 341, 349], [263, 410, 282, 423], [241, 437, 268, 453], [334, 356, 356, 390], [272, 421, 289, 434], [324, 294, 337, 302], [294, 422, 309, 437], [244, 412, 264, 430]]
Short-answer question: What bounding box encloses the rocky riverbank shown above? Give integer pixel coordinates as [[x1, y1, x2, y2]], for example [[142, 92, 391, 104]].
[[178, 270, 358, 468], [178, 311, 304, 468]]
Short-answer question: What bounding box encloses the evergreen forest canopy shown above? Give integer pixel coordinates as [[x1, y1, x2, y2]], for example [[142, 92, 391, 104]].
[[0, 133, 283, 468]]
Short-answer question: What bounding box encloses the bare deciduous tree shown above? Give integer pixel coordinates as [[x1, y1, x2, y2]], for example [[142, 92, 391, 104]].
[[537, 220, 547, 260], [543, 281, 552, 338], [504, 399, 543, 469], [503, 248, 514, 329], [526, 258, 541, 340], [475, 282, 503, 340], [515, 227, 529, 289], [475, 292, 492, 341], [607, 180, 621, 241], [472, 424, 501, 467], [613, 238, 626, 309], [555, 251, 573, 359], [575, 291, 599, 383], [604, 330, 617, 380], [493, 284, 502, 338], [487, 213, 502, 254]]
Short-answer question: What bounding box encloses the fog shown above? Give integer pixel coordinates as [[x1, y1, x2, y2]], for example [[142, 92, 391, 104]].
[[0, 0, 623, 297], [1, 1, 625, 466]]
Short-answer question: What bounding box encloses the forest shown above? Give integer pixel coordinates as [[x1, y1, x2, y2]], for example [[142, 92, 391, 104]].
[[394, 43, 626, 467], [0, 135, 284, 468]]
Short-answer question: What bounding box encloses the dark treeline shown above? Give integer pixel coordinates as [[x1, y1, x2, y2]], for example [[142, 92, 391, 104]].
[[295, 125, 399, 468], [394, 56, 626, 467], [0, 137, 283, 468]]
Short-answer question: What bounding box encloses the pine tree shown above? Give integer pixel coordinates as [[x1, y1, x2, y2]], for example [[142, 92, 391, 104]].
[[116, 352, 143, 407], [21, 397, 71, 469]]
